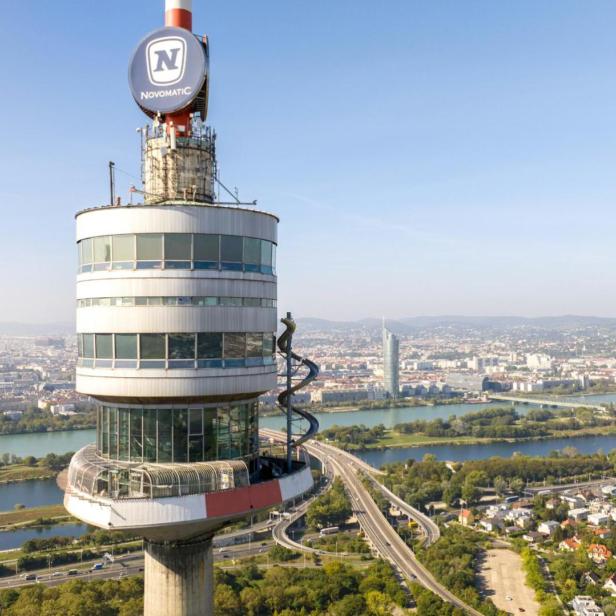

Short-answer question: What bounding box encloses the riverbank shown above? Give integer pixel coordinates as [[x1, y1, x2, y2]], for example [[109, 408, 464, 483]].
[[333, 423, 616, 453], [0, 505, 70, 530]]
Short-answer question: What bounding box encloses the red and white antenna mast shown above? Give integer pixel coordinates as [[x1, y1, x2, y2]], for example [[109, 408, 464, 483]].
[[165, 0, 193, 31]]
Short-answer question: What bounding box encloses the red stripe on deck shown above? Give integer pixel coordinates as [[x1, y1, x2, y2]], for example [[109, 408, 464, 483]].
[[205, 481, 282, 518]]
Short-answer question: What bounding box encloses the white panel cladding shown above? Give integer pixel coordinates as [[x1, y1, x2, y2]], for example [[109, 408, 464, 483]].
[[64, 493, 207, 530], [77, 307, 276, 333], [77, 269, 275, 285], [76, 204, 277, 243], [279, 465, 314, 502], [64, 493, 112, 528], [76, 278, 276, 300], [76, 369, 277, 398]]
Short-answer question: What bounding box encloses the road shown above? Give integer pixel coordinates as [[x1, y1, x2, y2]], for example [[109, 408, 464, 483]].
[[318, 443, 482, 616], [0, 541, 273, 590], [524, 476, 616, 494], [263, 430, 480, 615]]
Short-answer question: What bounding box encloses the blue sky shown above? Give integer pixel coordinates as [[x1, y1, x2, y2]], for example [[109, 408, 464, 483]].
[[1, 1, 616, 322]]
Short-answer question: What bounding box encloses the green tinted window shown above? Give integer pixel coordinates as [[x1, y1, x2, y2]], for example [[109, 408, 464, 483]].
[[165, 234, 192, 260], [115, 334, 137, 359], [112, 235, 134, 261], [95, 334, 113, 359], [140, 334, 166, 359], [136, 234, 163, 261], [194, 235, 219, 261]]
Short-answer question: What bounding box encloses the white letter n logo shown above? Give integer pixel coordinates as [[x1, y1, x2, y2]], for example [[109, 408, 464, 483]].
[[147, 37, 187, 86]]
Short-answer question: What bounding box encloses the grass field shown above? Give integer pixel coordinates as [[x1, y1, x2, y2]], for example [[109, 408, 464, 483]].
[[0, 465, 55, 484], [0, 504, 69, 528]]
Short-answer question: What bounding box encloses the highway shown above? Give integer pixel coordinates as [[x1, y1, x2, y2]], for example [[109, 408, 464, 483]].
[[263, 430, 479, 614], [0, 540, 273, 590], [314, 442, 482, 616]]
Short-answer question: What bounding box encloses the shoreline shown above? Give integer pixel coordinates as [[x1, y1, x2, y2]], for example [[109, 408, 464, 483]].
[[334, 427, 616, 454]]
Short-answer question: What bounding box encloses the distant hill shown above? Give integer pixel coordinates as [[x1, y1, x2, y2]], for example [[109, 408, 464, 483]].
[[297, 315, 616, 333], [0, 322, 74, 336]]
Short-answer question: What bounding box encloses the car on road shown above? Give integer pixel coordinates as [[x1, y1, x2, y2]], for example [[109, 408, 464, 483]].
[[67, 570, 80, 576], [51, 572, 64, 578], [21, 574, 37, 581]]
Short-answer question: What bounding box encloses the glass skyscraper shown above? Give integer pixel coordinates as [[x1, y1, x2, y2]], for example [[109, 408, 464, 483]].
[[383, 323, 400, 398]]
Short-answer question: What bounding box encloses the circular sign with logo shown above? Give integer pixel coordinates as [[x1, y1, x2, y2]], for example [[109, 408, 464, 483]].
[[129, 26, 207, 115]]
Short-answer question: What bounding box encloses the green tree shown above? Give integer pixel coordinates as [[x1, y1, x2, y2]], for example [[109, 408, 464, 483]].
[[214, 583, 242, 616]]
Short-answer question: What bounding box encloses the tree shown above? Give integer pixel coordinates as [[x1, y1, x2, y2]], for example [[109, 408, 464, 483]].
[[330, 594, 366, 616], [493, 476, 507, 496], [214, 584, 242, 616]]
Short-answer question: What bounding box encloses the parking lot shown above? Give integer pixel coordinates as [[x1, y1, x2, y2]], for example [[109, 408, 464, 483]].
[[479, 548, 539, 615]]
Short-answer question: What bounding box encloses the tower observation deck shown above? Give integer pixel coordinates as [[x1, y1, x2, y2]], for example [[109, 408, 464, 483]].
[[63, 2, 318, 615]]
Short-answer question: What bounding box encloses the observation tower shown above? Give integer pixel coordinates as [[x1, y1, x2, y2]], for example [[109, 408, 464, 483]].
[[63, 2, 318, 615]]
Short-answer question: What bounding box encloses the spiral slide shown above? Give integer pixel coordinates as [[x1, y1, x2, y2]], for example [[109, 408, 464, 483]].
[[276, 316, 320, 447]]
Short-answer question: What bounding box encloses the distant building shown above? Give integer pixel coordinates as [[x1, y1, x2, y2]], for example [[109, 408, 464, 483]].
[[382, 323, 399, 399], [458, 509, 474, 526], [570, 595, 605, 616]]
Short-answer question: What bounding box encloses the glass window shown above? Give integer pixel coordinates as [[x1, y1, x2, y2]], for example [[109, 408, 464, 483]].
[[189, 436, 203, 462], [168, 334, 195, 359], [78, 335, 84, 358], [197, 333, 222, 359], [108, 407, 118, 458], [95, 334, 113, 359], [119, 409, 130, 460], [165, 234, 192, 260], [173, 409, 188, 463], [136, 234, 163, 261], [115, 334, 137, 359], [221, 236, 243, 263], [147, 297, 163, 306], [112, 235, 134, 262], [130, 409, 143, 461], [261, 241, 273, 266], [83, 334, 94, 358], [224, 333, 246, 358], [263, 333, 276, 356], [189, 409, 203, 435], [143, 409, 157, 461], [140, 334, 165, 359], [102, 408, 109, 455], [93, 236, 111, 263], [158, 411, 172, 462], [194, 234, 219, 262], [243, 297, 261, 307], [272, 244, 277, 275], [243, 238, 261, 270], [246, 333, 262, 358], [219, 297, 242, 307], [81, 239, 93, 265]]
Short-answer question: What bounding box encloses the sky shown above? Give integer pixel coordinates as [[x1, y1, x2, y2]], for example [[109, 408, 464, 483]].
[[1, 0, 616, 323]]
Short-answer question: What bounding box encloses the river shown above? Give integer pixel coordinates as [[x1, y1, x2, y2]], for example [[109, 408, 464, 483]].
[[356, 434, 616, 467], [0, 523, 88, 552], [0, 393, 615, 511]]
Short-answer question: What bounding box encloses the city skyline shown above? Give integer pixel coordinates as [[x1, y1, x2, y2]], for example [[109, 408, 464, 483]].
[[2, 1, 616, 323]]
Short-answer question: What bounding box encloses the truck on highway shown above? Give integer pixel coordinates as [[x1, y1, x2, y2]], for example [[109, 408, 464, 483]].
[[319, 526, 340, 536], [90, 563, 104, 571]]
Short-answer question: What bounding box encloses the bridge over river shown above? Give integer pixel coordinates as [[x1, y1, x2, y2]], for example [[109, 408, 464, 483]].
[[488, 394, 605, 413]]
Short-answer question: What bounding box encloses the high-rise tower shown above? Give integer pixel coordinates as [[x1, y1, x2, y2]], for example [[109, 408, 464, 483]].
[[383, 322, 400, 398], [64, 3, 316, 615]]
